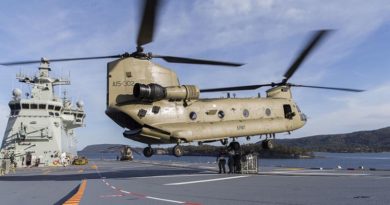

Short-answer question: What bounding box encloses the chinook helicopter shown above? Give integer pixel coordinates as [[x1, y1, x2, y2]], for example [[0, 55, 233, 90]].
[[1, 0, 364, 157]]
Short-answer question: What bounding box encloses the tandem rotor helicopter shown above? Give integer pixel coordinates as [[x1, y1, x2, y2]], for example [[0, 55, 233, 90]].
[[1, 0, 364, 157]]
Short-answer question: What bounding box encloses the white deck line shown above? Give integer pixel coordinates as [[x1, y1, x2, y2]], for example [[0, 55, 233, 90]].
[[146, 196, 185, 204], [261, 171, 369, 176], [165, 175, 249, 185], [120, 190, 130, 194], [134, 173, 216, 179]]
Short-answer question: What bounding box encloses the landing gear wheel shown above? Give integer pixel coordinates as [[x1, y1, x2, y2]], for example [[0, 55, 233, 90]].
[[143, 147, 154, 157], [262, 139, 274, 150], [229, 141, 240, 151], [220, 138, 228, 146], [173, 145, 183, 157]]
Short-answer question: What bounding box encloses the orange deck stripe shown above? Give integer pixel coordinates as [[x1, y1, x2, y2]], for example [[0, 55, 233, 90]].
[[63, 179, 87, 205]]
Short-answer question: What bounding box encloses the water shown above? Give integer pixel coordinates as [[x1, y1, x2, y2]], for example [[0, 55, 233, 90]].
[[260, 152, 390, 169], [78, 152, 390, 170]]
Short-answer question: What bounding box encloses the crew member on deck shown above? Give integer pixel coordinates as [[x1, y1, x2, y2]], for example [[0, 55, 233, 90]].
[[217, 152, 226, 174]]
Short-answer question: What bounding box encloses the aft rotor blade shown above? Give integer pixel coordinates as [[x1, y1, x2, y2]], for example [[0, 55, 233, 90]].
[[283, 30, 332, 83], [200, 83, 273, 93], [153, 55, 244, 67], [137, 0, 162, 47], [290, 84, 364, 92], [0, 55, 123, 66]]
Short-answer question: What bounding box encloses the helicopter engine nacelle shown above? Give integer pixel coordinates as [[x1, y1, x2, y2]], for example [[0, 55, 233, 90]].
[[133, 83, 200, 101]]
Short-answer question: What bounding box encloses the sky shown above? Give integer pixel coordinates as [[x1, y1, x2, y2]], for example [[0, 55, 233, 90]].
[[0, 0, 390, 150]]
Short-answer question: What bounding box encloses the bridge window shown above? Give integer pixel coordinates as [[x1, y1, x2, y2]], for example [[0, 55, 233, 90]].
[[39, 104, 46, 109], [48, 105, 54, 110], [9, 103, 21, 110], [31, 104, 38, 109], [54, 106, 61, 111], [22, 103, 29, 109]]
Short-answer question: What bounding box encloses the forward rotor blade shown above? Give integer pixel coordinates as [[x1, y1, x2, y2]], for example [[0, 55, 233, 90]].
[[0, 55, 122, 66], [290, 84, 364, 92], [200, 83, 273, 93], [137, 0, 162, 47], [283, 30, 332, 83], [153, 55, 244, 67]]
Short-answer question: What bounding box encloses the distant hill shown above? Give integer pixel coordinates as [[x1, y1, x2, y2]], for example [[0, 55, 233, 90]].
[[81, 127, 390, 154], [277, 127, 390, 152], [81, 144, 125, 152]]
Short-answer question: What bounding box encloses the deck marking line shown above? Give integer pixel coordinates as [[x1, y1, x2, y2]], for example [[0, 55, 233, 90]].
[[120, 190, 130, 194], [134, 173, 216, 179], [146, 196, 185, 204], [165, 175, 248, 185], [93, 162, 201, 204], [261, 171, 369, 176], [63, 179, 87, 205]]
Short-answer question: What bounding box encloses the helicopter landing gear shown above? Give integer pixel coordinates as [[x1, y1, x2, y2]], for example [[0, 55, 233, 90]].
[[173, 145, 184, 157], [220, 138, 228, 146], [261, 139, 274, 150], [229, 141, 240, 151], [143, 146, 154, 157]]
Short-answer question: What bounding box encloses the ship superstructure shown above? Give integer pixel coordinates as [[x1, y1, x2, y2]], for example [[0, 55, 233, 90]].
[[1, 59, 85, 167]]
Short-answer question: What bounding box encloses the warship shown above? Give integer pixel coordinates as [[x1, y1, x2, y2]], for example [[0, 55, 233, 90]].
[[1, 58, 85, 167]]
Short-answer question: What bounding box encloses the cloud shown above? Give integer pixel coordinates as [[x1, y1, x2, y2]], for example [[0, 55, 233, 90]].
[[293, 83, 390, 137]]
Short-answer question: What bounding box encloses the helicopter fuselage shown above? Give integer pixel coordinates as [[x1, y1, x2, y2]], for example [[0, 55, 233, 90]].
[[105, 57, 306, 145]]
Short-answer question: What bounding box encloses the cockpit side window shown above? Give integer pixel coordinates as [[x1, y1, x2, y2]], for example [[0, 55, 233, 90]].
[[296, 105, 301, 113], [283, 104, 295, 119]]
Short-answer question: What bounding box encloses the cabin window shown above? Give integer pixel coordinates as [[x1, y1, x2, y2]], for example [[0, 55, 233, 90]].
[[189, 112, 197, 120], [55, 113, 60, 117], [49, 112, 54, 116], [152, 106, 160, 114], [22, 103, 29, 109], [39, 104, 46, 109], [48, 105, 54, 110], [137, 109, 147, 118], [54, 106, 61, 111], [283, 104, 295, 119], [77, 114, 84, 118], [265, 108, 271, 116], [218, 110, 225, 119], [243, 109, 249, 118]]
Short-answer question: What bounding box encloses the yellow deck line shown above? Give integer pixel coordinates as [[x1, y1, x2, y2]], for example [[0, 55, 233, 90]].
[[63, 179, 87, 205]]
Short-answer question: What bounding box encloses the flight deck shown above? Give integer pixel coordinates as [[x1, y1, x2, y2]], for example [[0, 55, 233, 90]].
[[0, 160, 389, 205]]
